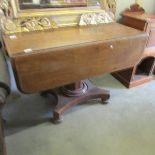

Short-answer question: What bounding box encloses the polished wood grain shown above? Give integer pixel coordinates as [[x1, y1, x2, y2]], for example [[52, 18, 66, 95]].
[[3, 23, 147, 93], [3, 23, 146, 56], [122, 12, 155, 23], [121, 14, 146, 31]]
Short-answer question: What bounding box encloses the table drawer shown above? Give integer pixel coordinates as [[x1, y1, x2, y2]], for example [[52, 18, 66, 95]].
[[12, 35, 147, 93]]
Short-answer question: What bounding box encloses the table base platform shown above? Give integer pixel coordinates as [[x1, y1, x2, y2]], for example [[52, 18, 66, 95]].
[[41, 80, 110, 123]]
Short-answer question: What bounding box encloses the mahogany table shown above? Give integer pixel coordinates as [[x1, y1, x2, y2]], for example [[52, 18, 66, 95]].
[[2, 23, 147, 123]]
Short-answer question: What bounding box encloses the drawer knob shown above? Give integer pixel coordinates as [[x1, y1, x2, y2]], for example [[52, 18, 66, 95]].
[[110, 45, 114, 49]]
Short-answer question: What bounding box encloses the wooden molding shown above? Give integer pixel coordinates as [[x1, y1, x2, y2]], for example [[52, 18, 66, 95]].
[[124, 3, 145, 13]]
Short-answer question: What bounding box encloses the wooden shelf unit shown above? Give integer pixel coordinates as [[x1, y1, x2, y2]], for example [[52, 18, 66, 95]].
[[112, 4, 155, 88]]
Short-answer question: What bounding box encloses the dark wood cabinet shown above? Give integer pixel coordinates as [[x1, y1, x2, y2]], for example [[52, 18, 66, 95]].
[[112, 7, 155, 88]]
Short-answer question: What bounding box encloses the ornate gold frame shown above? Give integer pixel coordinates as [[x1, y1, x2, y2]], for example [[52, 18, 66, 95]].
[[0, 0, 116, 34]]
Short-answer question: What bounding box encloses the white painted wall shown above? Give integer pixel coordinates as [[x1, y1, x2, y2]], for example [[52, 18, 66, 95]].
[[143, 0, 155, 12]]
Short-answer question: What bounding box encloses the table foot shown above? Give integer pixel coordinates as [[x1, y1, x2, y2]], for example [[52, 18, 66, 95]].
[[50, 80, 110, 123], [52, 113, 63, 124]]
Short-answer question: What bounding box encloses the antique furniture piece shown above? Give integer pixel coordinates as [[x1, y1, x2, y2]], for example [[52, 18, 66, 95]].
[[0, 0, 147, 122], [112, 4, 155, 88], [0, 41, 10, 155], [0, 0, 118, 124], [2, 23, 147, 123], [0, 1, 148, 154]]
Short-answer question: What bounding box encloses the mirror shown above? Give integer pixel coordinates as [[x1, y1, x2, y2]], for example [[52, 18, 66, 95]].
[[19, 0, 88, 9], [19, 0, 103, 9]]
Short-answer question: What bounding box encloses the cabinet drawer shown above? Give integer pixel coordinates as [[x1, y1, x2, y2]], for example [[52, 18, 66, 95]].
[[13, 36, 146, 93], [122, 17, 146, 31]]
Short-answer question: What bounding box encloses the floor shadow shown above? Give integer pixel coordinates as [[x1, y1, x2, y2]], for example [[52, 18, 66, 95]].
[[3, 92, 56, 136], [3, 74, 126, 136], [3, 89, 110, 137]]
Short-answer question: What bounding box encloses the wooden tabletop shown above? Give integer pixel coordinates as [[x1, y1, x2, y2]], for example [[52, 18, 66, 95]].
[[122, 12, 155, 22], [3, 22, 146, 57], [2, 22, 148, 93]]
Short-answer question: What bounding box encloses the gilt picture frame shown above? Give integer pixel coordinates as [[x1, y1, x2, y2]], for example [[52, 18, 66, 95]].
[[0, 0, 116, 34]]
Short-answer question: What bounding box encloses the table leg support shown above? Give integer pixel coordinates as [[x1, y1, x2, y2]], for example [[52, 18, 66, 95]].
[[48, 80, 110, 123]]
